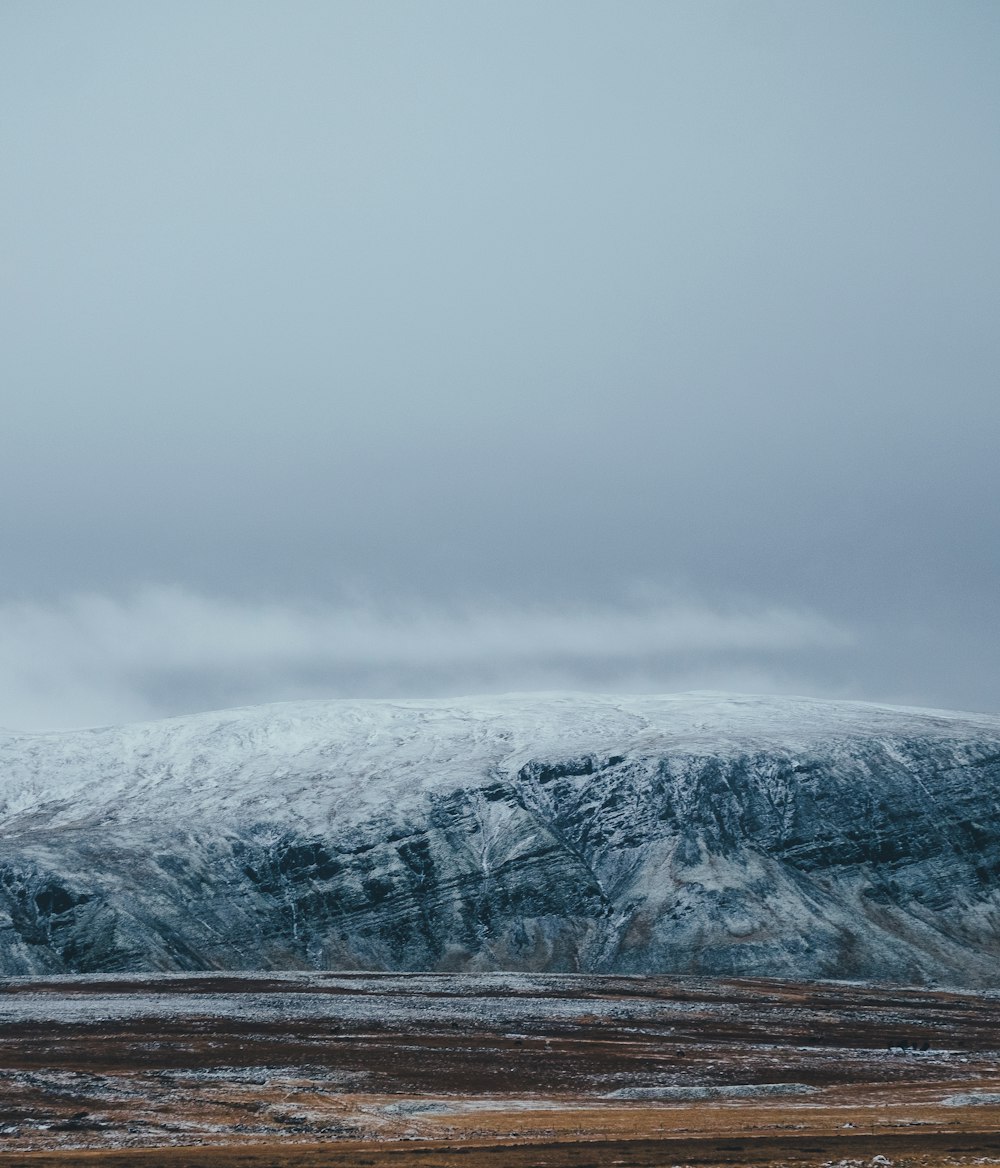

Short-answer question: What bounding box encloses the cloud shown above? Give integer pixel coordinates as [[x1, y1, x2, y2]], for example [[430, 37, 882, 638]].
[[0, 586, 854, 732]]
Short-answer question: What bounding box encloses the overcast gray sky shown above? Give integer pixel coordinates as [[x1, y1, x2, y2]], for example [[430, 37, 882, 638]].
[[1, 0, 998, 730]]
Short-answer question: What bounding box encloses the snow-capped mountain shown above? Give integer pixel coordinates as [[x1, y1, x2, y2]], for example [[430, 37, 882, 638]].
[[1, 692, 999, 984]]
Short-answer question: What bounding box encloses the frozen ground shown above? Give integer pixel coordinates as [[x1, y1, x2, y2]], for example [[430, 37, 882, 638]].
[[0, 972, 999, 1165]]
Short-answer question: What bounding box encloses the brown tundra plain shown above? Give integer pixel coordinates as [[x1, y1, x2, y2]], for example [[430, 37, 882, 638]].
[[1, 973, 999, 1167]]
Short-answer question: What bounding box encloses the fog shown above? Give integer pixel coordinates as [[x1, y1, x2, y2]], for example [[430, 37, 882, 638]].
[[2, 2, 998, 727]]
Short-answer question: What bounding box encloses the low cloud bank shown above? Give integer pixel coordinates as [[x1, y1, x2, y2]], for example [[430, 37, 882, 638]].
[[0, 587, 853, 731]]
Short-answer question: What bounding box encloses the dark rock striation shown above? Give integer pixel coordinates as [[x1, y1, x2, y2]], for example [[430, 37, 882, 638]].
[[1, 693, 999, 984]]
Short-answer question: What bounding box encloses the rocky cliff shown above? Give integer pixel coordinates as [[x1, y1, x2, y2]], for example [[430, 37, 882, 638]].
[[1, 692, 999, 984]]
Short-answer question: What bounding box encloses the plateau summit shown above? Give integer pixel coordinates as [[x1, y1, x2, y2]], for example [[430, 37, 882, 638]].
[[1, 693, 999, 985]]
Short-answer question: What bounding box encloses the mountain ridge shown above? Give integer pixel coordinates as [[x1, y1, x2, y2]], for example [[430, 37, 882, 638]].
[[1, 692, 999, 983]]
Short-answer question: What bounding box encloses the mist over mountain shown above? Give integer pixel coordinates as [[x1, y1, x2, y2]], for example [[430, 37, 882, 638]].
[[3, 6, 1000, 720]]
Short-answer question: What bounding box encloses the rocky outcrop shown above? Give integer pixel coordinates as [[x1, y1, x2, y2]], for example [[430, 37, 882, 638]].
[[1, 693, 999, 984]]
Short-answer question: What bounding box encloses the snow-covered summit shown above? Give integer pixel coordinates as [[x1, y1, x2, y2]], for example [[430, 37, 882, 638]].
[[1, 691, 996, 831]]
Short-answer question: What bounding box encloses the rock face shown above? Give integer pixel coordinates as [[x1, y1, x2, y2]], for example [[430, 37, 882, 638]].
[[1, 692, 999, 984]]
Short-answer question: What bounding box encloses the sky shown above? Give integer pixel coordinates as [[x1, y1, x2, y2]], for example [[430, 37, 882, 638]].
[[1, 0, 998, 730]]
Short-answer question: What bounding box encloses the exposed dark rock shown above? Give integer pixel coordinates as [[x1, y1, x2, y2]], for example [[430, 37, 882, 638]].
[[0, 693, 999, 983]]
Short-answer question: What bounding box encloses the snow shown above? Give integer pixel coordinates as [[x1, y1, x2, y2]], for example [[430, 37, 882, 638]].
[[604, 1083, 819, 1100], [0, 980, 707, 1026], [1, 691, 996, 833], [941, 1093, 1000, 1107]]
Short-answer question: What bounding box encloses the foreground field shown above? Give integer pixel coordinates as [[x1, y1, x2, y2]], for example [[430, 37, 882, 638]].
[[0, 972, 999, 1166]]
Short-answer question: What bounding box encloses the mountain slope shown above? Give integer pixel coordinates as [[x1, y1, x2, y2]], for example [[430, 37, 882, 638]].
[[1, 692, 999, 984]]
